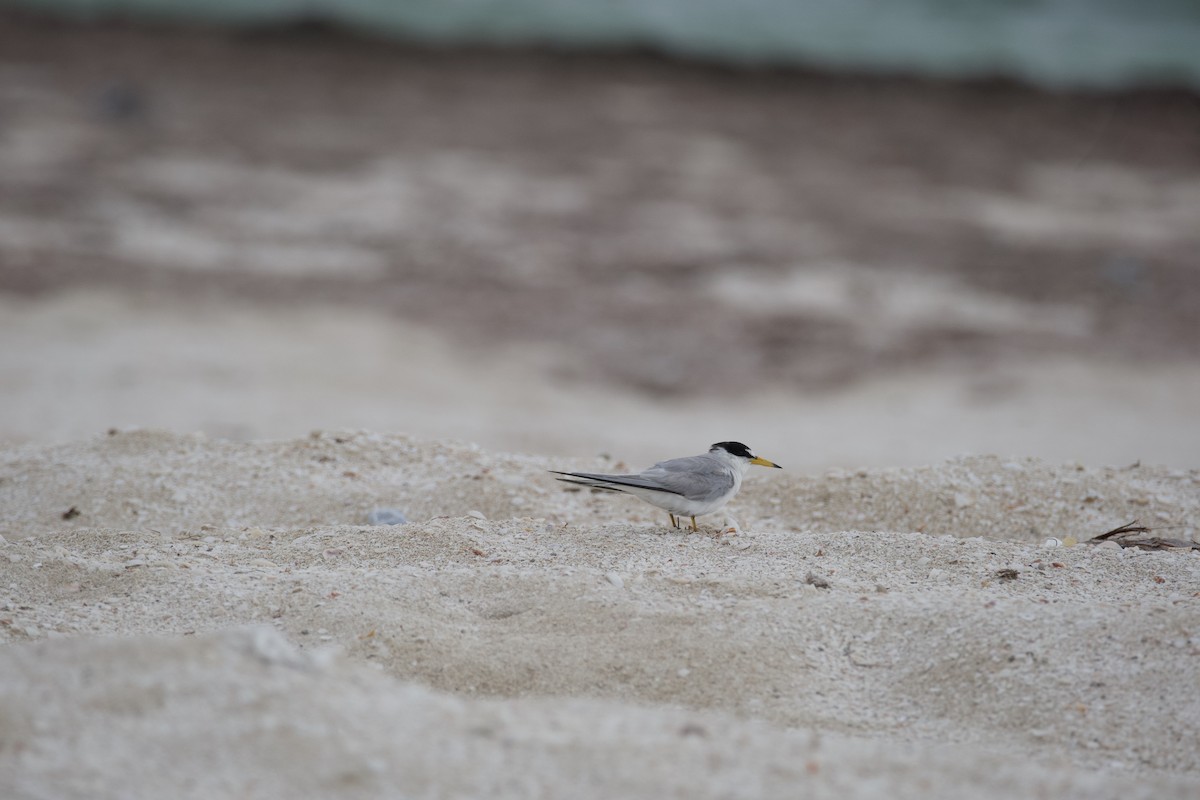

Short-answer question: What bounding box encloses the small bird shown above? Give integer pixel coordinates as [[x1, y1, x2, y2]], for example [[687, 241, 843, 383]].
[[551, 441, 782, 531]]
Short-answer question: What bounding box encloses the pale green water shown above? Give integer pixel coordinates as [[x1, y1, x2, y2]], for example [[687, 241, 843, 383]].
[[8, 0, 1200, 89]]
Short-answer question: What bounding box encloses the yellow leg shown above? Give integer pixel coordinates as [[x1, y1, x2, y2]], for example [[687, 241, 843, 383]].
[[668, 513, 678, 528], [690, 516, 698, 532]]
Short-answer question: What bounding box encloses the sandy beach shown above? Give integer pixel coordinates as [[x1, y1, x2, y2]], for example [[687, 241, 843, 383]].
[[3, 17, 1200, 470], [1, 16, 1199, 799], [2, 431, 1199, 798]]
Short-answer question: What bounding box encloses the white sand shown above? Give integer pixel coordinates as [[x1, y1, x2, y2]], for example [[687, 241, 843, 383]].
[[4, 290, 1200, 470], [1, 430, 1198, 798], [2, 26, 1198, 797]]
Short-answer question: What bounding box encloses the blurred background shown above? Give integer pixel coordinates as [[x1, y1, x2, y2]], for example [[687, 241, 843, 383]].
[[1, 1, 1198, 469]]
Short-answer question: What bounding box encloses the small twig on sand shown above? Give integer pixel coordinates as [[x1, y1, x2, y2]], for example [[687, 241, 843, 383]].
[[1091, 521, 1151, 541], [1087, 520, 1198, 551]]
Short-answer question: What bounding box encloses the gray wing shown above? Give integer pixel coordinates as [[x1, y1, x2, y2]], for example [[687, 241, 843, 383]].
[[551, 454, 734, 502], [549, 470, 687, 496], [639, 455, 735, 502]]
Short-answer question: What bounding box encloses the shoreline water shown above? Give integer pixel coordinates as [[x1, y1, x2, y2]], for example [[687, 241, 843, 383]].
[[6, 1, 1200, 91]]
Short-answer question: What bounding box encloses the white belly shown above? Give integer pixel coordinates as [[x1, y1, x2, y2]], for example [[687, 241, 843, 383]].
[[622, 478, 741, 517]]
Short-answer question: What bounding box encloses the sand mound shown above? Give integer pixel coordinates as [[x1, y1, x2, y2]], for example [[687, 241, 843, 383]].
[[1, 431, 1198, 797], [4, 428, 1196, 539], [2, 628, 1196, 800]]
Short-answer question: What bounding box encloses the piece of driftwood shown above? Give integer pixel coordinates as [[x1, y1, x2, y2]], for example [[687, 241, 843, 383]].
[[1087, 520, 1199, 551]]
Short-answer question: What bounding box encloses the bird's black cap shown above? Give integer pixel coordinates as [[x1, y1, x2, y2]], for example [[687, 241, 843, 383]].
[[711, 441, 754, 459]]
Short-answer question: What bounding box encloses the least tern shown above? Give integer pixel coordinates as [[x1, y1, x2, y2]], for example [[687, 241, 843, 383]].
[[551, 441, 781, 531]]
